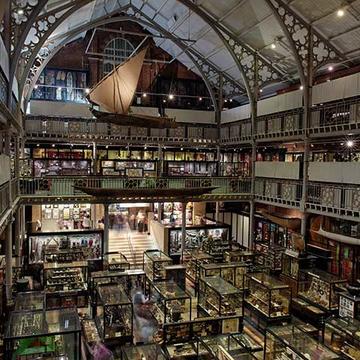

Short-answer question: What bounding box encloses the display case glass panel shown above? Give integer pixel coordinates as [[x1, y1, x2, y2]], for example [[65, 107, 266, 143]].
[[103, 252, 130, 271], [298, 269, 347, 311], [184, 250, 214, 291], [324, 317, 360, 359], [265, 324, 340, 360], [148, 280, 192, 325], [245, 272, 291, 319], [44, 261, 88, 309], [169, 224, 230, 258], [4, 308, 81, 360], [29, 230, 102, 264], [198, 276, 243, 317], [339, 292, 360, 319], [14, 291, 45, 311], [200, 262, 248, 290], [224, 250, 257, 264], [95, 284, 133, 342], [122, 344, 166, 360], [143, 250, 173, 281]]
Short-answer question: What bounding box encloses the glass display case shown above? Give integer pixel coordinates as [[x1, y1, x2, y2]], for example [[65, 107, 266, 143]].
[[148, 280, 192, 325], [4, 308, 81, 360], [198, 276, 244, 318], [14, 291, 45, 311], [324, 317, 360, 359], [143, 250, 173, 281], [28, 229, 103, 264], [82, 318, 101, 359], [280, 251, 316, 295], [339, 291, 360, 319], [43, 261, 88, 309], [122, 344, 166, 360], [298, 269, 347, 311], [162, 315, 244, 345], [200, 262, 248, 290], [90, 269, 145, 300], [168, 223, 230, 258], [245, 272, 291, 320], [95, 284, 133, 343], [184, 250, 214, 292], [103, 251, 130, 271], [265, 324, 340, 360], [255, 244, 284, 272], [224, 250, 257, 264], [191, 333, 262, 360]]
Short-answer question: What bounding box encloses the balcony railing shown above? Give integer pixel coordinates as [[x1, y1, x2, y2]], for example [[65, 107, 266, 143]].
[[220, 96, 360, 144], [25, 115, 218, 145], [19, 176, 252, 198], [307, 182, 360, 217], [255, 178, 303, 207], [0, 182, 10, 218]]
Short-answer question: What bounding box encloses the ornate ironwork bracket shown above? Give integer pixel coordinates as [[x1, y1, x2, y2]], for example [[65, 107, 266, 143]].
[[266, 0, 344, 83]]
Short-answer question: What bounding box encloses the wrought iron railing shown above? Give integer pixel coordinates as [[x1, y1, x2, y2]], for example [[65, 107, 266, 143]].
[[19, 176, 252, 197], [307, 182, 360, 213], [254, 178, 303, 207], [0, 182, 10, 218]]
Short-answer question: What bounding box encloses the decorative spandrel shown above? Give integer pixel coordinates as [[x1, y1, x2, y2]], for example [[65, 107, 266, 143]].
[[221, 29, 282, 91], [268, 0, 343, 76]]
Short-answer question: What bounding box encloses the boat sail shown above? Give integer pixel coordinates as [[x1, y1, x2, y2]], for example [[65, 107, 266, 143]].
[[88, 46, 177, 128]]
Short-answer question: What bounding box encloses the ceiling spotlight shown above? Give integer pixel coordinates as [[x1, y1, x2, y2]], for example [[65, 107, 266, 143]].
[[163, 99, 166, 103], [328, 66, 334, 71], [346, 140, 354, 148], [300, 85, 304, 90], [17, 9, 24, 15], [52, 144, 55, 147], [199, 97, 203, 101], [271, 43, 276, 49], [168, 94, 174, 100], [337, 8, 345, 17], [85, 88, 90, 94], [224, 99, 228, 103], [36, 144, 40, 147], [260, 89, 263, 93], [143, 93, 147, 97], [57, 87, 62, 91], [229, 99, 233, 103], [181, 147, 184, 151], [34, 85, 39, 89]]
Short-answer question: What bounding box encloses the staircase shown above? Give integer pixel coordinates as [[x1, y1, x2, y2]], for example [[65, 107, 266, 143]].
[[108, 228, 158, 268]]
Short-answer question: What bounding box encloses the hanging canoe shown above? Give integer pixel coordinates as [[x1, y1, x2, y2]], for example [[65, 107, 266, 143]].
[[90, 108, 177, 129], [88, 45, 177, 128], [257, 210, 301, 231], [74, 186, 217, 198], [311, 224, 360, 246]]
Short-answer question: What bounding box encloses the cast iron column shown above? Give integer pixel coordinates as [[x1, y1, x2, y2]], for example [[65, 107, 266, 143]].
[[181, 202, 187, 262], [103, 204, 109, 255], [14, 209, 21, 266], [5, 220, 13, 301], [300, 28, 314, 238], [248, 55, 259, 250]]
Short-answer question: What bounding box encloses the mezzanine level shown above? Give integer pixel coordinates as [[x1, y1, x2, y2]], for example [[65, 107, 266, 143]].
[[1, 173, 360, 235], [255, 178, 360, 221], [25, 115, 218, 146], [220, 96, 360, 145]]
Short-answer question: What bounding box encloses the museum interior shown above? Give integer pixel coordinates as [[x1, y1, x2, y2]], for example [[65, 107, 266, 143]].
[[1, 0, 360, 359]]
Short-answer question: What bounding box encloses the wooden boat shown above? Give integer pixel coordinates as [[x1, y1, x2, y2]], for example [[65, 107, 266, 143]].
[[257, 210, 301, 231], [88, 45, 177, 128], [90, 108, 177, 129], [311, 224, 360, 246], [74, 186, 217, 198]]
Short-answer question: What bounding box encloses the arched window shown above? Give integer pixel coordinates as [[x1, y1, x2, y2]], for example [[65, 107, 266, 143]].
[[103, 37, 135, 75]]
